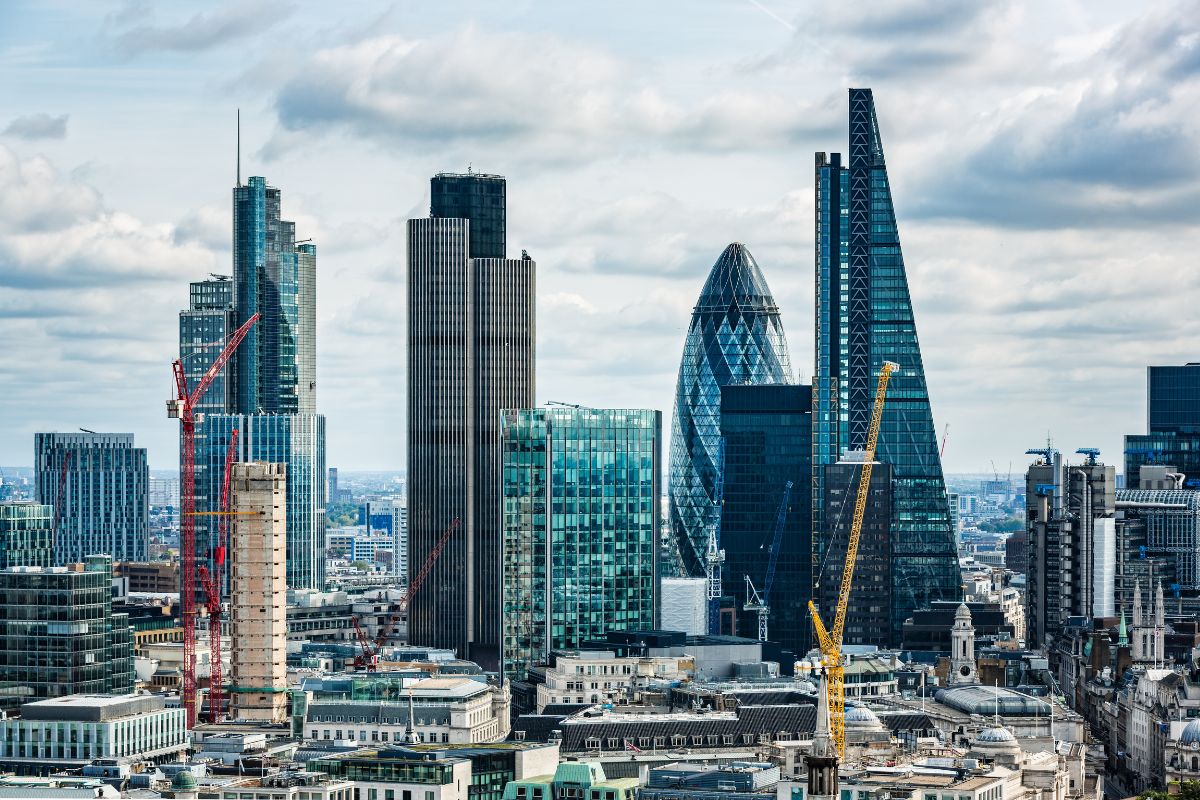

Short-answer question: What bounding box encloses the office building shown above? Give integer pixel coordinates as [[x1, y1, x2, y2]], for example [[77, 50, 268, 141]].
[[718, 384, 812, 650], [816, 457, 893, 647], [233, 175, 316, 416], [1024, 450, 1116, 649], [179, 276, 236, 416], [34, 433, 148, 565], [408, 171, 535, 668], [431, 171, 506, 259], [0, 502, 54, 569], [1126, 364, 1200, 488], [198, 414, 326, 590], [0, 694, 187, 775], [0, 556, 133, 710], [229, 462, 289, 723], [668, 243, 794, 579], [500, 407, 660, 681], [813, 88, 960, 634]]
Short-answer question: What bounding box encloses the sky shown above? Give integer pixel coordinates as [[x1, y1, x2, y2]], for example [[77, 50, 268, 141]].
[[1, 0, 1198, 474]]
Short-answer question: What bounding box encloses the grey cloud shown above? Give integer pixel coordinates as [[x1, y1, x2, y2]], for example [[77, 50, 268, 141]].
[[3, 114, 68, 140], [111, 1, 294, 55], [266, 26, 835, 161]]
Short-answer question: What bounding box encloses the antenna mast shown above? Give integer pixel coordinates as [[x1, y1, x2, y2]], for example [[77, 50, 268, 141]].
[[236, 108, 241, 187]]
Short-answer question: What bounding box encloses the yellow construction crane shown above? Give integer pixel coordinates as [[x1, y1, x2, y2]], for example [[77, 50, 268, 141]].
[[809, 360, 899, 758]]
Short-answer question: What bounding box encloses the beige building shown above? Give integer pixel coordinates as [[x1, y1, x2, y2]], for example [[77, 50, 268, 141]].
[[535, 651, 693, 712], [229, 462, 288, 723]]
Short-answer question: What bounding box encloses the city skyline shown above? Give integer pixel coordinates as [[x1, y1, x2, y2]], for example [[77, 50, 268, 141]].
[[1, 1, 1198, 473]]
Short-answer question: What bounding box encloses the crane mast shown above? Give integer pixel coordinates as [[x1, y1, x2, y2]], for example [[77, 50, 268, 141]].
[[809, 361, 898, 758], [168, 312, 259, 728], [706, 439, 726, 635]]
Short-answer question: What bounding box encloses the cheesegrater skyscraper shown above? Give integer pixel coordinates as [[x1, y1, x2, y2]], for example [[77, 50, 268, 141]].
[[813, 89, 959, 645]]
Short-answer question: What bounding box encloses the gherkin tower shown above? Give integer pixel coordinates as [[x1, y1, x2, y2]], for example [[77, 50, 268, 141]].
[[669, 243, 794, 577]]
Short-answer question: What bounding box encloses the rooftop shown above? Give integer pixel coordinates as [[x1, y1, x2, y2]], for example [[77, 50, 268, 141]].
[[19, 694, 170, 722]]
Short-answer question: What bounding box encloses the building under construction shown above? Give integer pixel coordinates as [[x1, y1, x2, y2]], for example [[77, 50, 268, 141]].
[[229, 462, 288, 723]]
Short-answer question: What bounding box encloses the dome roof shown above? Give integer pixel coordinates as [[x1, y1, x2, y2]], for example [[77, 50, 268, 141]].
[[171, 771, 198, 791], [975, 726, 1016, 743], [1180, 719, 1200, 745], [844, 704, 883, 728]]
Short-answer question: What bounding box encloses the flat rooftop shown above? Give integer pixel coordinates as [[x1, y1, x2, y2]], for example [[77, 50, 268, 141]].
[[20, 694, 168, 722]]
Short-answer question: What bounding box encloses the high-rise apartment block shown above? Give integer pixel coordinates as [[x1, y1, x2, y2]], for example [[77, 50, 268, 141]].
[[817, 457, 893, 647], [34, 433, 148, 564], [500, 407, 661, 681], [668, 243, 793, 579], [198, 415, 326, 590], [813, 89, 959, 636], [0, 555, 133, 710], [718, 384, 812, 650], [407, 172, 535, 668], [1126, 364, 1200, 488], [0, 502, 54, 570], [1024, 450, 1116, 649], [228, 462, 288, 723]]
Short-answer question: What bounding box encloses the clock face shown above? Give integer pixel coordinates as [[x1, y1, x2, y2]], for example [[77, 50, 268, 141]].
[[959, 665, 973, 677]]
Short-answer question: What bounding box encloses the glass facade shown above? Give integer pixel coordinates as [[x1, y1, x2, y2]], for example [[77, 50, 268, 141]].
[[814, 89, 959, 642], [33, 433, 148, 565], [668, 243, 793, 578], [0, 503, 54, 570], [1126, 365, 1200, 488], [431, 172, 506, 260], [0, 556, 134, 711], [718, 384, 812, 651], [501, 408, 661, 681], [198, 414, 327, 590], [233, 175, 317, 416]]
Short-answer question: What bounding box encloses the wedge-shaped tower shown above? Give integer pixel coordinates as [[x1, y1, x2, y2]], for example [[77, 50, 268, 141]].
[[669, 243, 793, 577], [814, 89, 960, 645]]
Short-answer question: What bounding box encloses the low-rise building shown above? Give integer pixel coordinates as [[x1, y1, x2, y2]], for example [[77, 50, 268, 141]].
[[640, 761, 778, 800], [504, 761, 636, 800], [114, 561, 179, 593], [304, 677, 510, 745], [207, 770, 354, 800], [535, 651, 692, 712], [0, 694, 187, 775]]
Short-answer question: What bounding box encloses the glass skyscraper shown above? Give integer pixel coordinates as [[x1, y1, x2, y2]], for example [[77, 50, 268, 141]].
[[197, 413, 326, 590], [233, 175, 316, 416], [668, 243, 793, 578], [500, 407, 661, 681], [34, 432, 148, 565], [408, 172, 536, 669], [718, 384, 811, 651], [814, 89, 959, 642], [0, 503, 54, 570], [1126, 364, 1200, 488]]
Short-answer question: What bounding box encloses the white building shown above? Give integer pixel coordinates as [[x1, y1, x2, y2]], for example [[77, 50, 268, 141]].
[[203, 771, 354, 800], [0, 694, 186, 769], [535, 651, 692, 711], [304, 677, 510, 745]]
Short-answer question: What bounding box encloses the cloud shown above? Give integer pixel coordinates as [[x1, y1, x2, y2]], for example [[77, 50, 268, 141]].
[[0, 145, 215, 289], [109, 0, 294, 55], [264, 24, 836, 161], [3, 114, 68, 140]]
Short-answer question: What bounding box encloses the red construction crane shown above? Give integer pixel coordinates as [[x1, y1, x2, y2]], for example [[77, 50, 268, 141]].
[[168, 312, 259, 728], [352, 517, 460, 670], [195, 428, 238, 724]]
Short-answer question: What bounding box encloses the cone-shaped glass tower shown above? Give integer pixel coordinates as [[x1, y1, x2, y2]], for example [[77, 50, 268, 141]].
[[669, 243, 793, 577]]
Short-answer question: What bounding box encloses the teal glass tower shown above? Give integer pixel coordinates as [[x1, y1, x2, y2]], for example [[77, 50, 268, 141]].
[[814, 89, 959, 643], [668, 244, 793, 578], [500, 407, 661, 681]]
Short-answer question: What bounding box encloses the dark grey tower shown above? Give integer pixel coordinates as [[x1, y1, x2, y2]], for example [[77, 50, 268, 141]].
[[407, 172, 535, 668]]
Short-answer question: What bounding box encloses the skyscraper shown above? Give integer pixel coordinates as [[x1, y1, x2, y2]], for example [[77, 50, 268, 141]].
[[407, 172, 535, 667], [669, 243, 794, 579], [813, 89, 960, 640], [431, 172, 505, 259], [500, 407, 661, 681], [232, 175, 316, 416], [34, 432, 148, 564], [0, 502, 54, 570], [184, 174, 326, 590], [1126, 364, 1200, 488], [198, 414, 326, 590], [718, 384, 811, 650]]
